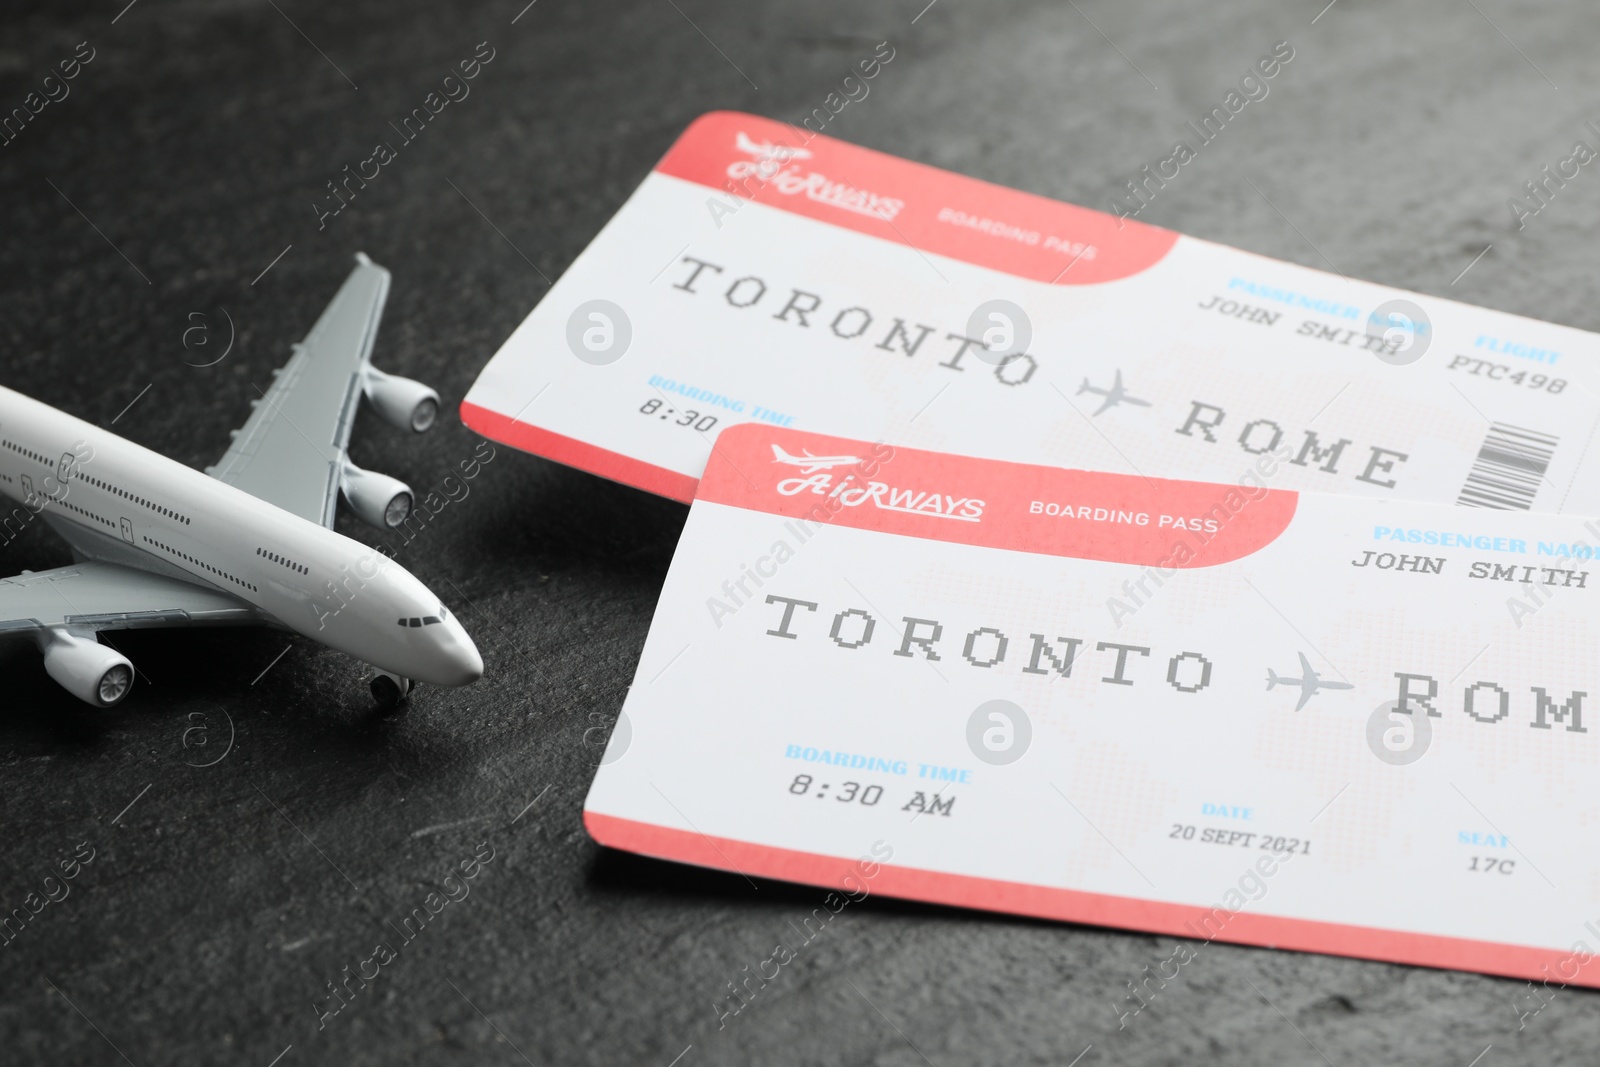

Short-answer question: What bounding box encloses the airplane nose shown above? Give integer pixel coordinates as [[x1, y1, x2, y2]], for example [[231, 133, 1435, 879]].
[[409, 617, 483, 687], [451, 631, 484, 686], [437, 619, 484, 687]]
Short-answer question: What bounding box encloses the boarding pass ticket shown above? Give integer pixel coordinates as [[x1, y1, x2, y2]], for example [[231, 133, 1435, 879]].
[[584, 424, 1600, 986], [464, 111, 1600, 514]]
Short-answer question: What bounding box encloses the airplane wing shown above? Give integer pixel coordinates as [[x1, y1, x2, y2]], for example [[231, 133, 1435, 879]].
[[1294, 685, 1315, 713], [1297, 651, 1315, 678], [0, 561, 260, 637], [206, 254, 391, 527]]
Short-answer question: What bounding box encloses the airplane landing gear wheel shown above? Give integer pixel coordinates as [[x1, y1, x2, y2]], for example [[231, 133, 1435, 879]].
[[370, 671, 414, 710]]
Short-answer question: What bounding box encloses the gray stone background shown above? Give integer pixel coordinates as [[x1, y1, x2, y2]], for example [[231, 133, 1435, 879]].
[[1, 0, 1596, 1063]]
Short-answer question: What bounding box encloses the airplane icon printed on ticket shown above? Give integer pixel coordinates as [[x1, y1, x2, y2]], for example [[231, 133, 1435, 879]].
[[770, 444, 864, 474], [1077, 369, 1152, 416], [1267, 651, 1356, 711]]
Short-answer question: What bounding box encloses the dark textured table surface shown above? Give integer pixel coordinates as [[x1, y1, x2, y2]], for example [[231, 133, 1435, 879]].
[[3, 1, 1598, 1064]]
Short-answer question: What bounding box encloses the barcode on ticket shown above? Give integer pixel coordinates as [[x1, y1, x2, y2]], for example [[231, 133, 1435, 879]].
[[1456, 422, 1559, 510]]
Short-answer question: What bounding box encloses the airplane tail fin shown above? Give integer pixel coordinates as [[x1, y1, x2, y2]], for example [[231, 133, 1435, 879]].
[[1076, 377, 1092, 395], [771, 444, 796, 463], [1265, 671, 1283, 690]]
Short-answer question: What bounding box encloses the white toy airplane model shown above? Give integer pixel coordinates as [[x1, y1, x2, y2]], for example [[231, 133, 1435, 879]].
[[770, 444, 863, 474], [0, 253, 481, 709], [1266, 651, 1355, 712]]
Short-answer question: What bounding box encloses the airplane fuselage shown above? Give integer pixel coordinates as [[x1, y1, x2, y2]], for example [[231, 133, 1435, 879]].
[[0, 385, 480, 686]]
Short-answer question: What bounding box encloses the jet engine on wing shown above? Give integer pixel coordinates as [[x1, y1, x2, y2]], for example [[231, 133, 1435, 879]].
[[339, 461, 413, 529], [362, 367, 440, 434], [39, 631, 135, 708]]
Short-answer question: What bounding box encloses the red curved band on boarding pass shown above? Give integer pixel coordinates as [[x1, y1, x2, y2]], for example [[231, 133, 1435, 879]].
[[699, 424, 1297, 568], [657, 111, 1180, 286]]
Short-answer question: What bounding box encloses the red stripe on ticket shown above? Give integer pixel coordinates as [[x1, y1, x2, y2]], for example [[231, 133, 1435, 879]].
[[656, 111, 1179, 285], [700, 424, 1298, 568]]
